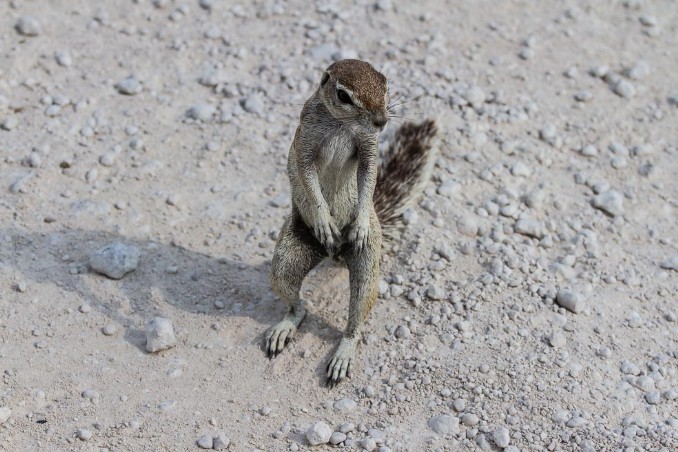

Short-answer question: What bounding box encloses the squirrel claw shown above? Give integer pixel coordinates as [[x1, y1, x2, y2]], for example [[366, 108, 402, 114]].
[[348, 215, 370, 250]]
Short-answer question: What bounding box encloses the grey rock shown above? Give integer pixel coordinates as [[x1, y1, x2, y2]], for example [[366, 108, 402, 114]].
[[613, 80, 636, 98], [556, 289, 585, 313], [306, 421, 332, 445], [76, 429, 92, 441], [330, 431, 347, 445], [0, 407, 11, 424], [514, 219, 544, 239], [659, 256, 678, 271], [437, 179, 460, 197], [15, 16, 42, 36], [186, 104, 216, 121], [242, 92, 265, 114], [145, 317, 177, 353], [213, 433, 230, 450], [511, 161, 532, 177], [592, 190, 624, 216], [197, 435, 213, 449], [457, 215, 479, 237], [645, 391, 660, 405], [90, 243, 140, 279], [461, 413, 479, 426], [427, 284, 445, 300], [333, 398, 357, 412], [115, 77, 142, 95], [55, 50, 73, 67], [463, 86, 486, 108], [493, 427, 510, 448], [549, 331, 567, 348], [626, 61, 650, 80], [427, 414, 460, 436]]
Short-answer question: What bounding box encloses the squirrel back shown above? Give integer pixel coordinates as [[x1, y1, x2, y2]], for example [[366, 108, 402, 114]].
[[374, 119, 438, 246]]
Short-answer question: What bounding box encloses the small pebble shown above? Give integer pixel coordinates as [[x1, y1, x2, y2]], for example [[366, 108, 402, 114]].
[[242, 92, 265, 114], [115, 77, 143, 95], [549, 331, 567, 348], [493, 427, 510, 448], [659, 256, 678, 271], [197, 434, 213, 449], [213, 433, 230, 450], [613, 80, 636, 98], [330, 431, 347, 445], [592, 190, 624, 216], [0, 407, 11, 424], [334, 398, 357, 411], [556, 288, 585, 313], [76, 429, 92, 441], [90, 242, 140, 279], [427, 414, 460, 436], [306, 421, 332, 445], [145, 317, 177, 353], [102, 324, 117, 336], [187, 104, 216, 121], [15, 16, 42, 36]]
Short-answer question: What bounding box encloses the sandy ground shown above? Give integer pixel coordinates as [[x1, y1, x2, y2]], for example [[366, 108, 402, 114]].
[[1, 0, 677, 451]]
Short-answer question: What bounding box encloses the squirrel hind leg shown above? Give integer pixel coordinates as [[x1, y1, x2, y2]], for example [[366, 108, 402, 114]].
[[267, 213, 325, 358], [327, 216, 381, 387]]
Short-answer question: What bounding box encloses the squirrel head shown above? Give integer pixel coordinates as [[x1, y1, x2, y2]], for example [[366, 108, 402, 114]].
[[318, 59, 388, 134]]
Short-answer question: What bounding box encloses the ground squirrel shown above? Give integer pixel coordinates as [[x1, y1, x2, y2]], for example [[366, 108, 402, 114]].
[[265, 59, 438, 387]]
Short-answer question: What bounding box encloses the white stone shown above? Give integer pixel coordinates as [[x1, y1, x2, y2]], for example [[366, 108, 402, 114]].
[[145, 317, 177, 353], [306, 421, 332, 445], [197, 435, 213, 449]]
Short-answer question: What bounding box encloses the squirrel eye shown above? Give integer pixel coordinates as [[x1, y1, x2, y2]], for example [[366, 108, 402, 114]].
[[336, 89, 353, 105]]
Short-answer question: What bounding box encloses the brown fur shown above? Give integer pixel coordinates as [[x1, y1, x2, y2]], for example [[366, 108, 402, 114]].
[[265, 59, 438, 387]]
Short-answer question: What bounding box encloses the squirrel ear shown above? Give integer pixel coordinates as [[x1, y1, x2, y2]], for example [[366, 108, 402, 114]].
[[320, 72, 330, 86]]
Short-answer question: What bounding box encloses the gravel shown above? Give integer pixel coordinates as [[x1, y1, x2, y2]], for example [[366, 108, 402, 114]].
[[89, 242, 141, 279], [145, 317, 177, 353], [306, 421, 332, 445]]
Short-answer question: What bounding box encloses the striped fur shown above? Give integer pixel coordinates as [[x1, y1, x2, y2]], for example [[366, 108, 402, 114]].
[[374, 119, 438, 245]]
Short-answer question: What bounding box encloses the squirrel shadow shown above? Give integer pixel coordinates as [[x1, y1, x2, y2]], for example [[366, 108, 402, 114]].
[[2, 227, 342, 357]]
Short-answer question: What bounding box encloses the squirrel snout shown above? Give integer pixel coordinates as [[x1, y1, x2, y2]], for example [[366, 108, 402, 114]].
[[372, 115, 387, 129]]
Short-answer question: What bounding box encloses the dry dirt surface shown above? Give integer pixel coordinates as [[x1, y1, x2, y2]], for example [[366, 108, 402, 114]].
[[1, 0, 677, 451]]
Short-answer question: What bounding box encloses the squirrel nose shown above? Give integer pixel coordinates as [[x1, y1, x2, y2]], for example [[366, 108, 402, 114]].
[[372, 115, 387, 128]]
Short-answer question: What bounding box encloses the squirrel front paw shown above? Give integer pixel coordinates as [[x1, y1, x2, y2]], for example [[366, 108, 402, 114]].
[[348, 212, 370, 250], [314, 206, 339, 250]]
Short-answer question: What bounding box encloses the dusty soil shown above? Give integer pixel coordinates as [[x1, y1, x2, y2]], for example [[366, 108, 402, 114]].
[[1, 0, 677, 451]]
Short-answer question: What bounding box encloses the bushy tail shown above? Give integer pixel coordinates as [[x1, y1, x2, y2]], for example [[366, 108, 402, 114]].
[[374, 119, 438, 245]]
